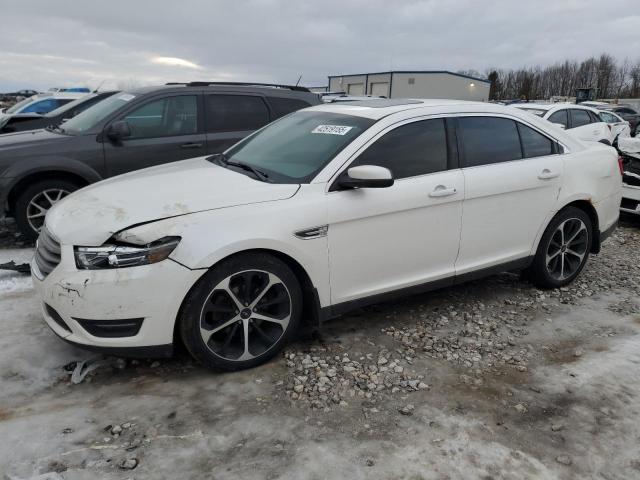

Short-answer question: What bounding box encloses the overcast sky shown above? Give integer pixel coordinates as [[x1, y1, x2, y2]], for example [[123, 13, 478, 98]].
[[1, 0, 639, 92]]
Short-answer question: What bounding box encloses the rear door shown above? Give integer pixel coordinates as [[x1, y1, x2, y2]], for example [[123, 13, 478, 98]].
[[204, 93, 271, 154], [568, 108, 602, 142], [455, 116, 562, 275], [104, 93, 206, 177]]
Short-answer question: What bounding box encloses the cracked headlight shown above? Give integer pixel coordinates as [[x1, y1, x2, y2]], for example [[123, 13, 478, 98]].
[[74, 236, 180, 270]]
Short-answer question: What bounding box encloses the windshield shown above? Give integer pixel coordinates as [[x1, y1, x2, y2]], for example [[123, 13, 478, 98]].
[[223, 111, 374, 183], [5, 97, 38, 114], [62, 92, 136, 133]]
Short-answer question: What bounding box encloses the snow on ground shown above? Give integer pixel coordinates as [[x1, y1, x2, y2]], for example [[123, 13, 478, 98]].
[[1, 221, 640, 479]]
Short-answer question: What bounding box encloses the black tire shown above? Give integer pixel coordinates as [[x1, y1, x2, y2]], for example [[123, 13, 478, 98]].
[[179, 252, 303, 371], [527, 207, 593, 289], [14, 178, 81, 241]]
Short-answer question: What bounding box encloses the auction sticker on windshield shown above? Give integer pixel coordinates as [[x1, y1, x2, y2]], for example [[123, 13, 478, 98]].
[[312, 125, 354, 135]]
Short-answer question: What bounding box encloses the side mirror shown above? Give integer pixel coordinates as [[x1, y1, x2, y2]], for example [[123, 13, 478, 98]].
[[552, 123, 566, 130], [107, 120, 131, 141], [338, 165, 394, 189]]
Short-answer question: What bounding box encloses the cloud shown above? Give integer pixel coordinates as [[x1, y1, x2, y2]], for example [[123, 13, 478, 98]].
[[0, 0, 638, 92], [151, 56, 201, 69]]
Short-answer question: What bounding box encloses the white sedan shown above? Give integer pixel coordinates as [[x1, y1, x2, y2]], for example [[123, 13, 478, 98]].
[[32, 100, 622, 370], [513, 103, 613, 144]]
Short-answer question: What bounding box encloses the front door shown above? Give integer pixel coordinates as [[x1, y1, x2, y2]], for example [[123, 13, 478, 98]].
[[455, 116, 563, 275], [327, 118, 464, 305], [103, 93, 206, 177]]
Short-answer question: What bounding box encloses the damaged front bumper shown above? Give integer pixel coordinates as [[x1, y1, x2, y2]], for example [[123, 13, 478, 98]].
[[31, 241, 204, 355]]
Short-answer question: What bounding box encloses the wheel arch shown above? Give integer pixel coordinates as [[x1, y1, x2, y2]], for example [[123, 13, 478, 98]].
[[173, 247, 322, 349], [555, 199, 601, 253], [6, 168, 97, 216]]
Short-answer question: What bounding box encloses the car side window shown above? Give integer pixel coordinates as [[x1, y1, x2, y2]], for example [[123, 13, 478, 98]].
[[458, 117, 522, 167], [548, 109, 568, 128], [125, 95, 198, 139], [518, 123, 554, 158], [599, 112, 615, 123], [350, 119, 448, 179], [267, 97, 311, 120], [206, 95, 270, 132], [570, 109, 591, 128], [587, 111, 601, 123]]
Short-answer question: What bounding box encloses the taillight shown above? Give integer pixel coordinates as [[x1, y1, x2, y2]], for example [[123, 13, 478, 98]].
[[618, 156, 624, 176]]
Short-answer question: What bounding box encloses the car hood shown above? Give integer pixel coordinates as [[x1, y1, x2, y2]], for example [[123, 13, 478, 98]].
[[0, 127, 69, 146], [46, 157, 300, 245]]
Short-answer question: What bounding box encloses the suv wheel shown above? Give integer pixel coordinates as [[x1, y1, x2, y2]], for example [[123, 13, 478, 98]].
[[527, 207, 592, 289], [15, 179, 80, 241], [179, 253, 303, 371]]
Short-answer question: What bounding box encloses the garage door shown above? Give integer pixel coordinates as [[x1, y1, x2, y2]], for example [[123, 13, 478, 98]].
[[370, 82, 389, 97], [347, 83, 364, 95]]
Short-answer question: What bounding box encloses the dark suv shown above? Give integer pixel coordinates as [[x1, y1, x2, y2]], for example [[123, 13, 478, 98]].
[[0, 82, 320, 239]]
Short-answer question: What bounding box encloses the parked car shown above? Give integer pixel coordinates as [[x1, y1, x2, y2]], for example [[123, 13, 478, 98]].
[[597, 105, 640, 137], [513, 103, 612, 144], [0, 91, 118, 134], [32, 99, 621, 370], [598, 110, 631, 144], [0, 92, 86, 116], [618, 137, 640, 216], [0, 82, 320, 240]]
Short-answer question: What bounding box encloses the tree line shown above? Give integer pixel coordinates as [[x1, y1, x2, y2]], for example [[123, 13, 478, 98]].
[[459, 54, 640, 101]]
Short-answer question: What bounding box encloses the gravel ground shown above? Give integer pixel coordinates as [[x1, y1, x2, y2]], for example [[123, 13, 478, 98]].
[[1, 215, 640, 479]]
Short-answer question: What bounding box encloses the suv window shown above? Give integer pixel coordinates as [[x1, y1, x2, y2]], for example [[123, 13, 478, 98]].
[[570, 109, 591, 128], [350, 119, 448, 179], [206, 95, 269, 132], [125, 95, 198, 139], [548, 109, 568, 128], [518, 123, 553, 158], [458, 117, 522, 167], [267, 97, 311, 120], [616, 107, 636, 115]]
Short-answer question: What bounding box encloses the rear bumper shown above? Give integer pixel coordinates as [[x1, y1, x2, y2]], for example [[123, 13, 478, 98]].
[[621, 184, 640, 215]]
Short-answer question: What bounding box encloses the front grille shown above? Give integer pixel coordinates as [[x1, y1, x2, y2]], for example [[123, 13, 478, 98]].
[[35, 227, 61, 278], [621, 197, 640, 211]]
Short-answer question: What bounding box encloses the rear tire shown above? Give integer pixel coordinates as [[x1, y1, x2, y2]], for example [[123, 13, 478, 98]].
[[527, 207, 593, 289], [14, 179, 80, 241], [179, 252, 303, 371]]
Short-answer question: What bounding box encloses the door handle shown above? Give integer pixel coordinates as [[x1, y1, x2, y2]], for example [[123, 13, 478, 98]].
[[180, 142, 203, 149], [429, 185, 457, 198], [538, 169, 559, 180]]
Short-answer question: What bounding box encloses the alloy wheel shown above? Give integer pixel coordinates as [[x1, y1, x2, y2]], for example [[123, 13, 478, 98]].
[[545, 218, 589, 281], [199, 270, 292, 361], [26, 188, 70, 233]]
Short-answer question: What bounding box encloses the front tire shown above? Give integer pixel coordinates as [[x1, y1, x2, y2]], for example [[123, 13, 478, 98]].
[[527, 207, 592, 289], [14, 179, 80, 241], [179, 253, 303, 371]]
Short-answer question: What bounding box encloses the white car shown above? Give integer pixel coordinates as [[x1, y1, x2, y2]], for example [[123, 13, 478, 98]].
[[513, 103, 613, 144], [32, 99, 622, 370], [598, 110, 631, 143]]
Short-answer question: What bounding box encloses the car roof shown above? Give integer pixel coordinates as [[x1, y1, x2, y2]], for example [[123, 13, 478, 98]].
[[514, 103, 599, 113], [306, 99, 492, 120], [125, 83, 319, 99]]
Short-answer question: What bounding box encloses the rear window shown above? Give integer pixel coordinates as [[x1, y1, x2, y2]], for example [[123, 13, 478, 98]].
[[458, 117, 522, 167], [548, 110, 568, 128], [570, 109, 591, 128], [206, 95, 270, 132], [267, 97, 311, 119]]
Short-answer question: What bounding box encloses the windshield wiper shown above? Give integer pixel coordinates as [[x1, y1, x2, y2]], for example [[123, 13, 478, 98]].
[[211, 153, 271, 182]]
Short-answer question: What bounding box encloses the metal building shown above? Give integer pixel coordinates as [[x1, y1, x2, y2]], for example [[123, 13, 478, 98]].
[[327, 70, 490, 101]]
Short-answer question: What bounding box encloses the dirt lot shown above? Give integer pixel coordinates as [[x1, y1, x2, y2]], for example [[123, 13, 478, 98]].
[[2, 217, 640, 480]]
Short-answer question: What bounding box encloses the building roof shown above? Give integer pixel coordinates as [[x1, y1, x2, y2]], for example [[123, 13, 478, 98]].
[[327, 70, 491, 84]]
